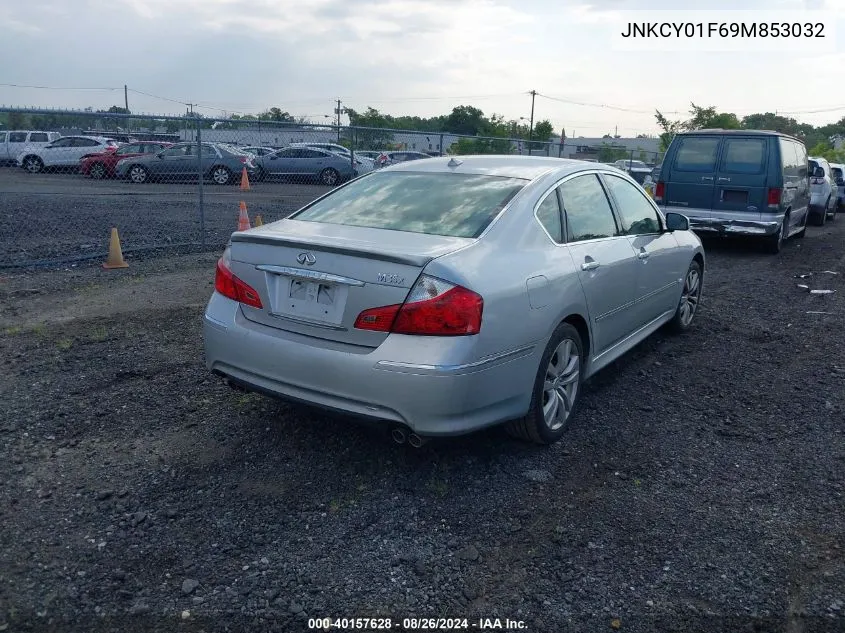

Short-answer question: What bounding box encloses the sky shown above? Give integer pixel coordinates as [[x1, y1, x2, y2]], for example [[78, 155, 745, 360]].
[[1, 0, 844, 138]]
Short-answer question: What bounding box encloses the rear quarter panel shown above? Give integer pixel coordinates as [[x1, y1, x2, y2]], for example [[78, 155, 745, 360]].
[[422, 176, 590, 364]]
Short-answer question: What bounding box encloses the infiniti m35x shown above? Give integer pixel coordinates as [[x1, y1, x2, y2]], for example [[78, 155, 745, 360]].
[[203, 155, 704, 445]]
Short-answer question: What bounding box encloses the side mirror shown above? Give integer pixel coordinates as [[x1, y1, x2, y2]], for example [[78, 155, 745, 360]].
[[665, 212, 689, 232], [813, 167, 825, 178]]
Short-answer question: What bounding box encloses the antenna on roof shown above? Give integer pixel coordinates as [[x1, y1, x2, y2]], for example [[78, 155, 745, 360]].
[[447, 157, 463, 168]]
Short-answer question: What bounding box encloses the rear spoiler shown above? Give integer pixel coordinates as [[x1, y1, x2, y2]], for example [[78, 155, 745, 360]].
[[229, 232, 434, 268]]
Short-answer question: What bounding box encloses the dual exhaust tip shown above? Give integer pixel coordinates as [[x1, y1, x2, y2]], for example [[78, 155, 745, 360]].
[[391, 426, 428, 448]]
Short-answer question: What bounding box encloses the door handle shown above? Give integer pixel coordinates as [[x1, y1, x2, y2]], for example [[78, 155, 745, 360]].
[[701, 176, 714, 181], [717, 177, 731, 182], [581, 261, 600, 271]]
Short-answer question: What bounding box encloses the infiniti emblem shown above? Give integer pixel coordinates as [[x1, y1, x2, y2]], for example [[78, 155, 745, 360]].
[[297, 252, 317, 266]]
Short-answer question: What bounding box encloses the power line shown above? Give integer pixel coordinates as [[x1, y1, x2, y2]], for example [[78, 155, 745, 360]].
[[0, 83, 120, 91]]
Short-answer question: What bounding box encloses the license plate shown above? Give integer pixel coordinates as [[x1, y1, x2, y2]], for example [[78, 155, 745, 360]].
[[290, 280, 334, 305], [270, 276, 347, 326]]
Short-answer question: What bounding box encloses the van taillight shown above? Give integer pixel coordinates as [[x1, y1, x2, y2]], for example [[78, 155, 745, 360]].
[[767, 188, 782, 207], [654, 181, 665, 201]]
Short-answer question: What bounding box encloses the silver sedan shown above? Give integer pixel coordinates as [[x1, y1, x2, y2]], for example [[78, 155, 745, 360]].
[[203, 156, 705, 445]]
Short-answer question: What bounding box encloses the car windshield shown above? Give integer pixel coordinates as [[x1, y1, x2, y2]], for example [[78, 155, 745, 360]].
[[292, 171, 526, 238]]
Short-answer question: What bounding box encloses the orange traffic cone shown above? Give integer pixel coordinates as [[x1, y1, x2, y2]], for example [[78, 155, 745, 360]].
[[103, 227, 128, 269], [254, 214, 264, 227], [237, 201, 251, 231], [240, 167, 250, 191]]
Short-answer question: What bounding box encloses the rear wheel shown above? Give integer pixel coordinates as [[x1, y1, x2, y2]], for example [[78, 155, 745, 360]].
[[127, 165, 149, 184], [506, 322, 583, 445], [319, 167, 340, 186], [815, 201, 828, 226], [23, 156, 43, 173], [89, 162, 107, 179], [764, 213, 789, 254], [667, 259, 703, 333], [210, 166, 232, 185]]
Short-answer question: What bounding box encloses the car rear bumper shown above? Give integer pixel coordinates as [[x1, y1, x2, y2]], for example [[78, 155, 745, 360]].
[[676, 209, 783, 237], [202, 293, 537, 436]]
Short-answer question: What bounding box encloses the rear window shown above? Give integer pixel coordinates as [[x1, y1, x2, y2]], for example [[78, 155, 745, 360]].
[[832, 167, 843, 179], [720, 138, 766, 174], [672, 136, 721, 172], [292, 172, 527, 238], [809, 160, 820, 174]]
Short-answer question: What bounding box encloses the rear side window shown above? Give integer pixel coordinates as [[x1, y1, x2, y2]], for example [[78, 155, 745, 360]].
[[292, 172, 526, 238], [720, 138, 766, 174], [558, 174, 619, 242], [809, 160, 820, 176], [672, 137, 721, 172], [0, 133, 5, 143], [793, 142, 808, 177], [29, 133, 48, 142], [8, 132, 26, 143], [535, 190, 563, 243]]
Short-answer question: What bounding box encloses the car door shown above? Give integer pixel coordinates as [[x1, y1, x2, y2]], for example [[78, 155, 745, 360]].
[[264, 148, 298, 176], [39, 137, 75, 166], [780, 139, 809, 233], [663, 135, 722, 224], [8, 132, 30, 161], [299, 148, 327, 177], [710, 135, 769, 224], [601, 172, 683, 324], [60, 138, 100, 165], [152, 144, 191, 177], [558, 173, 640, 356]]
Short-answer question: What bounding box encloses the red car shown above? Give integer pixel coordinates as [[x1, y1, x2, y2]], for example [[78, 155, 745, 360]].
[[80, 141, 173, 179]]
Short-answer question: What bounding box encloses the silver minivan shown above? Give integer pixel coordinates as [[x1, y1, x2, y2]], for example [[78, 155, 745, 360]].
[[808, 156, 838, 225]]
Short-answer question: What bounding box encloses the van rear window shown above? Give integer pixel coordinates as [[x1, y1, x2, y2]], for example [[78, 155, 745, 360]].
[[720, 138, 766, 174], [672, 137, 720, 172]]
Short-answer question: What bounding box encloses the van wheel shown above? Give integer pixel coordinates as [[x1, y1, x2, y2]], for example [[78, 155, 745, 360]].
[[815, 202, 828, 226], [764, 214, 789, 254]]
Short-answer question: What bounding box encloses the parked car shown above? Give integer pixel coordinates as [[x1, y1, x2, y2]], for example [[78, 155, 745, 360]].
[[114, 142, 257, 185], [355, 151, 384, 161], [376, 151, 434, 168], [655, 129, 810, 253], [287, 142, 375, 174], [808, 156, 839, 224], [17, 136, 120, 173], [240, 146, 277, 157], [254, 147, 356, 185], [612, 159, 652, 184], [830, 163, 845, 210], [203, 155, 705, 446], [80, 141, 174, 179], [0, 130, 62, 164]]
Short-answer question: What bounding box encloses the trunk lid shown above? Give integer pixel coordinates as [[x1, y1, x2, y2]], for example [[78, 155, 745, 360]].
[[228, 219, 475, 347]]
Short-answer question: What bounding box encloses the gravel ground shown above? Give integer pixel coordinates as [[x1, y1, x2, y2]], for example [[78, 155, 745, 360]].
[[0, 168, 330, 266], [1, 219, 844, 633]]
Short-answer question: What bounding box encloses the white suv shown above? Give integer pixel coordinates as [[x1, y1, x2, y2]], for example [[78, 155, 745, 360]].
[[17, 136, 119, 173], [808, 156, 838, 225]]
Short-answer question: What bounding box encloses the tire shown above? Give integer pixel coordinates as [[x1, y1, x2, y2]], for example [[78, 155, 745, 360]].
[[89, 162, 107, 180], [505, 322, 584, 445], [764, 213, 789, 254], [319, 167, 340, 186], [667, 259, 703, 333], [814, 201, 828, 226], [127, 165, 149, 184], [210, 166, 232, 185], [828, 198, 836, 221], [23, 156, 43, 174]]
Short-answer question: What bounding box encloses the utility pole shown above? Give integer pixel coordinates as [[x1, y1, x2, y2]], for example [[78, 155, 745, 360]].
[[124, 85, 129, 113], [336, 99, 342, 143], [528, 90, 537, 147]]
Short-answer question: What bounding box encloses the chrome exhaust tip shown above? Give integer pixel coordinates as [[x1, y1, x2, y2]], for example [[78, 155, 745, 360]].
[[391, 427, 407, 444], [408, 433, 428, 448]]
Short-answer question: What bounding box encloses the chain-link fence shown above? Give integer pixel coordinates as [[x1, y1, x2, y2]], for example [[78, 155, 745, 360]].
[[0, 107, 663, 267]]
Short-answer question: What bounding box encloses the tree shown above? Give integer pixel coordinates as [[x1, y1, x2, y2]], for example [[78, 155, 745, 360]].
[[531, 119, 554, 145], [260, 107, 294, 122], [654, 103, 740, 151], [444, 105, 486, 136], [596, 143, 630, 162]]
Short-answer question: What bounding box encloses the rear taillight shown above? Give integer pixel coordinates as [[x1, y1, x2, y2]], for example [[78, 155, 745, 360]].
[[354, 275, 483, 336], [767, 187, 782, 207], [654, 181, 665, 202], [215, 256, 263, 308]]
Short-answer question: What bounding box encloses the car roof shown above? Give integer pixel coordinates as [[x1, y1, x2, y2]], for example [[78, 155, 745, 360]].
[[379, 154, 609, 180], [677, 128, 804, 143]]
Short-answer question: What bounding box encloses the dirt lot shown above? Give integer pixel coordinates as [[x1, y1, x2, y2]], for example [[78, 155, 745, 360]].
[[0, 168, 330, 266], [1, 219, 844, 633]]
